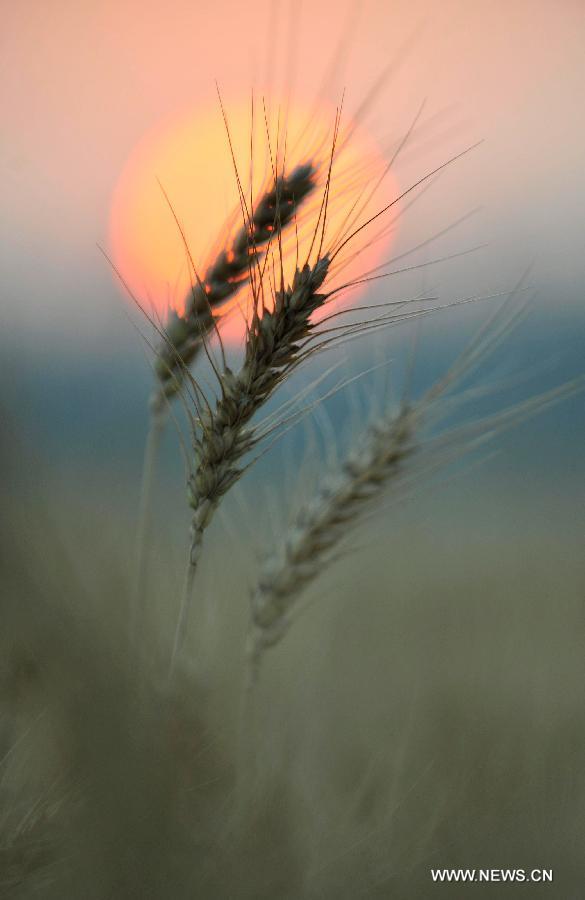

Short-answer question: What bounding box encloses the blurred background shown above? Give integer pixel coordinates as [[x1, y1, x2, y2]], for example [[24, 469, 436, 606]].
[[1, 1, 585, 897]]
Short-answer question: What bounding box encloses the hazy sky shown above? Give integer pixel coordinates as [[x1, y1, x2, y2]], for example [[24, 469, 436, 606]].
[[2, 0, 584, 347]]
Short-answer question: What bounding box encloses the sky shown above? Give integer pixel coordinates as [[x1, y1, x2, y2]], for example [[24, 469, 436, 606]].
[[1, 0, 584, 511], [2, 0, 585, 350]]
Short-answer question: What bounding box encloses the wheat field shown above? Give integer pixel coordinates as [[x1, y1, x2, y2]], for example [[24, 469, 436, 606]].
[[3, 1, 585, 897]]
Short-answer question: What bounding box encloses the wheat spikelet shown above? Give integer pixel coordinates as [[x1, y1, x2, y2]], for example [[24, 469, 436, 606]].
[[154, 163, 317, 400]]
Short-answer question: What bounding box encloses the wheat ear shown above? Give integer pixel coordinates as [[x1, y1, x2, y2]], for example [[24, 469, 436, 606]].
[[247, 404, 416, 677], [169, 256, 331, 674], [154, 163, 317, 401]]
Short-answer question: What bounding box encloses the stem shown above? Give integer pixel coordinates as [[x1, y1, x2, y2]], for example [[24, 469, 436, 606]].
[[167, 527, 203, 681], [130, 394, 166, 650]]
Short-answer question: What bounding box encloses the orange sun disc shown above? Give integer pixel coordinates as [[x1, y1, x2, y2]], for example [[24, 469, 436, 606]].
[[109, 98, 398, 345]]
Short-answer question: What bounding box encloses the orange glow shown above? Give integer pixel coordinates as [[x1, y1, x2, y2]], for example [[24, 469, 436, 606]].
[[109, 99, 397, 343]]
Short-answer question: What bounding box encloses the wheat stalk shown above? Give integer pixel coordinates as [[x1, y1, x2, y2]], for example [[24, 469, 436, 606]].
[[169, 255, 332, 674], [131, 164, 317, 647]]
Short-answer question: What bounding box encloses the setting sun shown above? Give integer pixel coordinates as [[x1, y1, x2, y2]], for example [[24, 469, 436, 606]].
[[109, 98, 397, 344]]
